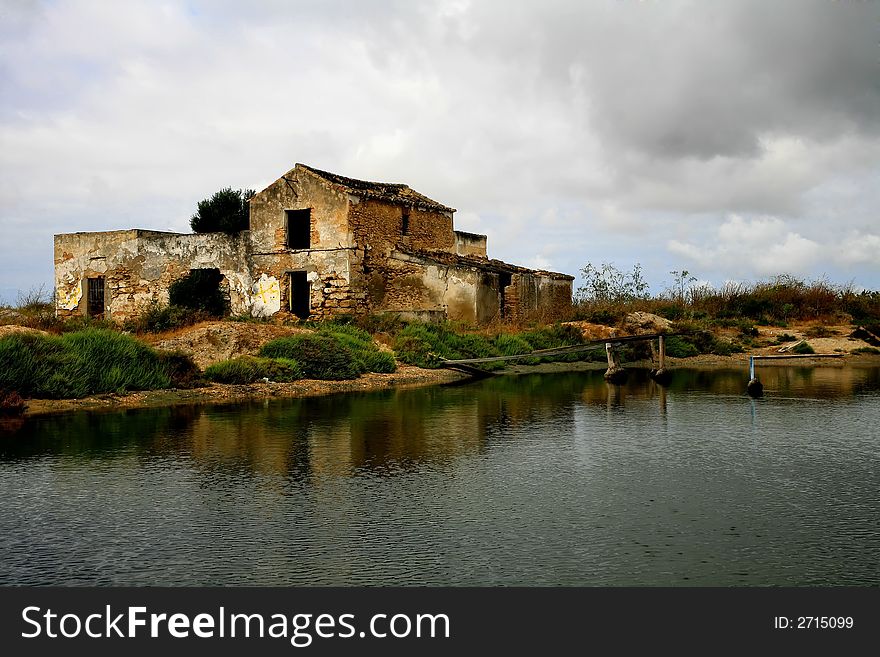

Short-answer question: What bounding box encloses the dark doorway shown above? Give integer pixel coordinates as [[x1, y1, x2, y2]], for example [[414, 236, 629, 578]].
[[499, 272, 512, 319], [289, 271, 310, 319], [87, 277, 105, 317], [169, 268, 227, 316], [286, 209, 311, 249]]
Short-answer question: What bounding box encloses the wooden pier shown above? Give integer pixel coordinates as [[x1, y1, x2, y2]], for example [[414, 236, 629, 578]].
[[436, 332, 849, 398], [438, 332, 678, 382]]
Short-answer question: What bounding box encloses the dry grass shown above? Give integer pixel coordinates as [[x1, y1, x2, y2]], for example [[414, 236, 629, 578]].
[[572, 275, 880, 327]]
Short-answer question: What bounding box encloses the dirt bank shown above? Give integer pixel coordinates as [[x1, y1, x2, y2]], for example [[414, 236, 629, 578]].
[[146, 321, 312, 369], [24, 365, 465, 417]]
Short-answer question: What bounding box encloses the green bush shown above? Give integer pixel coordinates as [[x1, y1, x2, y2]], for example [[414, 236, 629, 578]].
[[516, 324, 595, 363], [0, 329, 174, 399], [314, 322, 397, 374], [737, 320, 759, 337], [586, 309, 621, 325], [169, 269, 228, 316], [393, 335, 439, 369], [792, 341, 816, 354], [190, 187, 255, 234], [260, 334, 362, 380], [495, 334, 540, 365], [155, 351, 202, 388], [357, 350, 397, 373], [315, 322, 373, 350], [392, 323, 503, 369], [710, 339, 744, 356], [204, 356, 302, 384], [775, 333, 798, 344], [852, 346, 880, 355], [391, 321, 600, 370], [656, 304, 688, 321], [663, 335, 700, 358], [124, 303, 210, 333]]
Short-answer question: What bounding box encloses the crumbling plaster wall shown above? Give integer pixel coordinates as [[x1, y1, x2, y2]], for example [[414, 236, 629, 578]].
[[454, 231, 488, 258], [54, 230, 251, 321], [375, 251, 502, 324], [247, 166, 362, 319], [248, 166, 353, 253]]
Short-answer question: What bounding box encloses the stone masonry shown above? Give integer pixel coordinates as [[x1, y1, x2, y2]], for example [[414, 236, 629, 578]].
[[54, 164, 573, 324]]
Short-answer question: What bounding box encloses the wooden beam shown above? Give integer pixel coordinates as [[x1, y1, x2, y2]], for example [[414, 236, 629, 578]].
[[752, 354, 844, 360]]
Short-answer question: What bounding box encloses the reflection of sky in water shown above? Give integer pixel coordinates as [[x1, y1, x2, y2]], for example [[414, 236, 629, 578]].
[[1, 366, 878, 586]]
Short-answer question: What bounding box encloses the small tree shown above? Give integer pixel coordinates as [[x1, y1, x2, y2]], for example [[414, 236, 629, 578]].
[[575, 262, 650, 304], [667, 269, 698, 305], [190, 187, 256, 234]]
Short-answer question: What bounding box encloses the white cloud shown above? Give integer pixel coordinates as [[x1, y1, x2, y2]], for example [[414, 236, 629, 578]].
[[834, 232, 880, 266], [665, 214, 880, 279]]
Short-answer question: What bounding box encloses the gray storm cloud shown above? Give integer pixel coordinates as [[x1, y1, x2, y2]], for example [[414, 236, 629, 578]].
[[0, 0, 878, 302]]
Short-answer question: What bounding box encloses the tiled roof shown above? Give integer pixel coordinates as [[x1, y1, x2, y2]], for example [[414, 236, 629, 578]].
[[394, 246, 574, 281], [299, 164, 456, 213]]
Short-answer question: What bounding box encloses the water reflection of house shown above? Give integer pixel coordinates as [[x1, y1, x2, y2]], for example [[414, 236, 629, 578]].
[[176, 380, 582, 479]]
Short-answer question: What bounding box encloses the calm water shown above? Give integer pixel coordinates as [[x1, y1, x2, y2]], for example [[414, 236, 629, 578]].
[[1, 366, 878, 586]]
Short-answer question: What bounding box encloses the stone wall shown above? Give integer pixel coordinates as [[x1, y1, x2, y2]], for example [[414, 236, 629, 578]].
[[504, 272, 572, 323], [248, 165, 353, 253], [348, 198, 455, 257], [250, 247, 367, 320], [54, 230, 251, 321], [373, 250, 502, 324], [246, 166, 361, 319], [454, 231, 487, 258]]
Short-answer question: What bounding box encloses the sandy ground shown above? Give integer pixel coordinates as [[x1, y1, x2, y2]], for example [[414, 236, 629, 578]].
[[0, 324, 48, 338]]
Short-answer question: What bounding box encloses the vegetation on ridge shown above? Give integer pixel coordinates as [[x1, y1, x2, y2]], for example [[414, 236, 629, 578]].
[[0, 329, 195, 399]]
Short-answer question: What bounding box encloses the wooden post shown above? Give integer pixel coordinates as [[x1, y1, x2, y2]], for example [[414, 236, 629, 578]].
[[604, 332, 628, 384], [650, 334, 672, 384], [605, 341, 616, 369], [747, 355, 763, 397]]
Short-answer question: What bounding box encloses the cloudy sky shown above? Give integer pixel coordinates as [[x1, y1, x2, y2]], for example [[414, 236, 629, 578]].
[[1, 0, 878, 303]]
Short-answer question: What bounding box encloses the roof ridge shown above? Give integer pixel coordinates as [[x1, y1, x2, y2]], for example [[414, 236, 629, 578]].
[[298, 163, 407, 190], [296, 163, 456, 213]]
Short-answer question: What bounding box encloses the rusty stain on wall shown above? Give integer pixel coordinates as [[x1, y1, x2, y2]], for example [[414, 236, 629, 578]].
[[54, 163, 573, 324]]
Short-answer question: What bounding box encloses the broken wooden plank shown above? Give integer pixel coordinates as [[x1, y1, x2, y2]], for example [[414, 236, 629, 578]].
[[753, 354, 844, 359], [437, 332, 680, 366]]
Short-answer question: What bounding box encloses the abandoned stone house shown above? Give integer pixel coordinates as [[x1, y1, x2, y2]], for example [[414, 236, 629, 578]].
[[54, 163, 573, 324]]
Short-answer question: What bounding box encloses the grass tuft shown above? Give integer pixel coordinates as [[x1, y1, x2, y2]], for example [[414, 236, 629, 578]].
[[204, 356, 303, 384], [0, 329, 175, 399], [260, 334, 363, 380]]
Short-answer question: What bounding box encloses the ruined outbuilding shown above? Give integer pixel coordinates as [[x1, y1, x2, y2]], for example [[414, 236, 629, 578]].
[[54, 164, 573, 324]]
